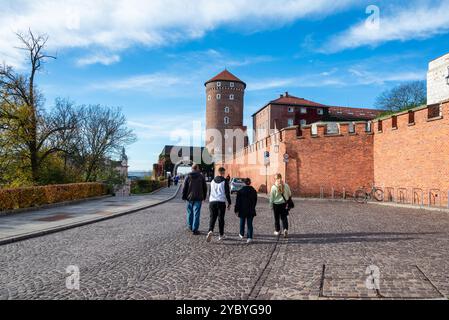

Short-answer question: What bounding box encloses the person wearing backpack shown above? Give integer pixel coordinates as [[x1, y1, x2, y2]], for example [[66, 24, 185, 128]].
[[206, 167, 232, 242], [234, 178, 258, 244], [269, 173, 293, 238]]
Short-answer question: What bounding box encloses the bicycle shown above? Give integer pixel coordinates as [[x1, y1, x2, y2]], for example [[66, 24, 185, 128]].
[[354, 185, 384, 203]]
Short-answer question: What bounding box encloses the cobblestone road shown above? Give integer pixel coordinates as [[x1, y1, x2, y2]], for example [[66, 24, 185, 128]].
[[1, 193, 449, 300]]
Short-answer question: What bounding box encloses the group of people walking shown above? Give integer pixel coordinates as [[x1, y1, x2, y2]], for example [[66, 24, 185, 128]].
[[182, 164, 293, 244]]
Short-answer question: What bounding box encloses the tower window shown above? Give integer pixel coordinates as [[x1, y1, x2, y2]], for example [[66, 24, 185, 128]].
[[230, 82, 235, 88], [300, 107, 307, 114], [216, 94, 221, 100], [300, 119, 307, 127], [229, 94, 235, 100], [224, 117, 230, 125], [288, 118, 294, 127], [317, 108, 324, 115], [288, 107, 294, 113], [224, 106, 230, 113], [207, 95, 211, 101], [216, 82, 221, 87]]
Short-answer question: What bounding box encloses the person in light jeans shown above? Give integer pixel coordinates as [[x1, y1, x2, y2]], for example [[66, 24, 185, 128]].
[[182, 164, 208, 235]]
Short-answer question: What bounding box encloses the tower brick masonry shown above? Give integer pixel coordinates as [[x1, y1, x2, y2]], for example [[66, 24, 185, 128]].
[[205, 70, 247, 161]]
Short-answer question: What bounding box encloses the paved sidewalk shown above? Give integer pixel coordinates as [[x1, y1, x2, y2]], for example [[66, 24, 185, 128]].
[[0, 186, 180, 245]]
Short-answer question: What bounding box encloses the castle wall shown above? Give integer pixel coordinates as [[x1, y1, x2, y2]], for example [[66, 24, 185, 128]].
[[223, 123, 374, 197], [373, 101, 449, 206]]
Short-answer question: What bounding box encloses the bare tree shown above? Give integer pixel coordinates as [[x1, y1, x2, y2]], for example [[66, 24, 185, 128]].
[[375, 81, 427, 113], [0, 30, 70, 183], [69, 104, 137, 182]]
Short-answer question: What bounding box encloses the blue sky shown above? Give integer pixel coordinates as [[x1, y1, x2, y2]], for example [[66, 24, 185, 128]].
[[1, 0, 449, 170]]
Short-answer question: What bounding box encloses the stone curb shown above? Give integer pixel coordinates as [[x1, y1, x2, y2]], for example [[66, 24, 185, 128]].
[[0, 185, 181, 246]]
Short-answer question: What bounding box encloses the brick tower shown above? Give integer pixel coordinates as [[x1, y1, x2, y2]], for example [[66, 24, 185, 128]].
[[205, 70, 247, 162]]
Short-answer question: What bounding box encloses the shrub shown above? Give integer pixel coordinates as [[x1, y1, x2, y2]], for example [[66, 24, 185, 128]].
[[0, 183, 107, 212], [131, 179, 162, 195]]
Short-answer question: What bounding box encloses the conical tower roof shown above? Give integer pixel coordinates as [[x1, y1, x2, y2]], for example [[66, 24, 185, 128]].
[[205, 70, 246, 88]]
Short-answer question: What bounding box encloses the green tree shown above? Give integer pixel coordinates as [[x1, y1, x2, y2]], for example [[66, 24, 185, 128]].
[[376, 81, 427, 114]]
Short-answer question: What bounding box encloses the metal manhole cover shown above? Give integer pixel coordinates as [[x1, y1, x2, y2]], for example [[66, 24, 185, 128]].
[[320, 264, 444, 299]]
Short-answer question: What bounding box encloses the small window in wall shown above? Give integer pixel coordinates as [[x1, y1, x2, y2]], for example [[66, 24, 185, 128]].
[[408, 111, 415, 124], [230, 82, 235, 88], [216, 94, 221, 100], [326, 123, 339, 135], [207, 95, 211, 101], [216, 82, 221, 88], [428, 104, 442, 119], [349, 122, 355, 133], [224, 117, 230, 125], [366, 121, 372, 132], [392, 116, 398, 129], [288, 107, 294, 113], [317, 108, 324, 115], [229, 94, 235, 100], [300, 107, 307, 114], [287, 118, 294, 127], [378, 120, 383, 132], [300, 119, 307, 127], [224, 106, 230, 113]]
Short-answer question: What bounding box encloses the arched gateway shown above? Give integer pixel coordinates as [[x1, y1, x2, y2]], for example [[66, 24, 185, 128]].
[[153, 145, 214, 179]]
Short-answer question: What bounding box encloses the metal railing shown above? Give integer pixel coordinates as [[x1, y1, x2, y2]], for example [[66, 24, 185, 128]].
[[315, 185, 449, 209]]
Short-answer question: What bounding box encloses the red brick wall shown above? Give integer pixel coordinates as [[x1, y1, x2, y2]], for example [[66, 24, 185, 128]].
[[223, 123, 374, 197], [284, 123, 374, 197], [373, 102, 449, 206]]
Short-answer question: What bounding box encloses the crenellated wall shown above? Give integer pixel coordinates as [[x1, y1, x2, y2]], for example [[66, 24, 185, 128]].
[[223, 121, 374, 197], [373, 101, 449, 207], [223, 102, 449, 207]]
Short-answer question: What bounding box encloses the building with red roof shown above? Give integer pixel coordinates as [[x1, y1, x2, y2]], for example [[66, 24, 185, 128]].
[[252, 92, 383, 141]]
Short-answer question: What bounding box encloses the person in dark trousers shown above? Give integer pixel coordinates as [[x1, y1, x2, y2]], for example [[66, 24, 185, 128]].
[[174, 176, 179, 186], [207, 167, 231, 242], [235, 178, 258, 244], [269, 173, 292, 238], [167, 175, 172, 188], [182, 164, 208, 235]]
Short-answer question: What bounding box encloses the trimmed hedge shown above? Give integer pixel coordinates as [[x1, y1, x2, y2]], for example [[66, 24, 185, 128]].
[[0, 183, 108, 212], [131, 179, 162, 194]]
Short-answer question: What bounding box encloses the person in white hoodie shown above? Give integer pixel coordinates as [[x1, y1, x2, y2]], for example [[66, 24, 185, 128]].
[[206, 167, 232, 242]]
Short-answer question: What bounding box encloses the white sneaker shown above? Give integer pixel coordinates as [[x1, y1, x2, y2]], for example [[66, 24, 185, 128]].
[[274, 231, 280, 236], [247, 238, 253, 244], [239, 234, 244, 240], [206, 231, 213, 243], [218, 235, 226, 241], [284, 230, 289, 238]]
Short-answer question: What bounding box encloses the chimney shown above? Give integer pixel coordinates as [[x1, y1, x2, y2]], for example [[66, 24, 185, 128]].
[[285, 92, 289, 97], [280, 94, 284, 98]]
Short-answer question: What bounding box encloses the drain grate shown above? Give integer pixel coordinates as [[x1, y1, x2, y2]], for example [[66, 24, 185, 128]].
[[320, 264, 444, 299]]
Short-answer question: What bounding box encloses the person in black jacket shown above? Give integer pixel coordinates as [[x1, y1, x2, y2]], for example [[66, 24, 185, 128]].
[[182, 164, 208, 235], [234, 178, 258, 244]]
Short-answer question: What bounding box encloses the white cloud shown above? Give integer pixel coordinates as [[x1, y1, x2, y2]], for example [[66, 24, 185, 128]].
[[128, 115, 204, 146], [76, 54, 120, 66], [0, 0, 358, 67], [91, 73, 187, 91], [325, 2, 449, 52], [248, 66, 425, 91]]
